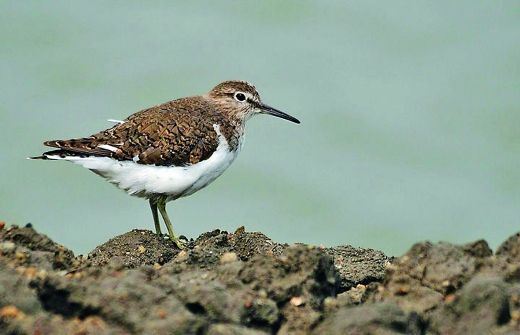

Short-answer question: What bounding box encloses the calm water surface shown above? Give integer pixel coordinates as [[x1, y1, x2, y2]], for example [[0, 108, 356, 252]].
[[1, 1, 519, 255]]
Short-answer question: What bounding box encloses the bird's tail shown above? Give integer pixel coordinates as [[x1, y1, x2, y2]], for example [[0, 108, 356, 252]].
[[28, 150, 69, 160]]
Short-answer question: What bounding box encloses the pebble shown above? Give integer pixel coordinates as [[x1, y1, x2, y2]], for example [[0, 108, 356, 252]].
[[0, 241, 16, 253], [0, 305, 25, 320], [290, 296, 305, 307], [220, 252, 238, 264], [176, 250, 188, 261], [15, 251, 27, 262]]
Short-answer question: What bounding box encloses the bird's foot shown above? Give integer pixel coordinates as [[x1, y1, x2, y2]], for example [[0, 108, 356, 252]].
[[170, 236, 187, 249], [156, 232, 186, 249]]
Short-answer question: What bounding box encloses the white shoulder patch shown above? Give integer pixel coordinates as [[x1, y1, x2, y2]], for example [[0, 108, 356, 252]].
[[107, 119, 125, 124], [213, 124, 221, 134], [98, 144, 119, 153]]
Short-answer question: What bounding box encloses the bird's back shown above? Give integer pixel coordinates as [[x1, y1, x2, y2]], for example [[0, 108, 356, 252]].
[[40, 96, 241, 167], [34, 96, 242, 199]]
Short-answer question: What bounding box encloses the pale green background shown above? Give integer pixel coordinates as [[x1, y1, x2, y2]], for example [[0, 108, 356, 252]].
[[1, 1, 519, 256]]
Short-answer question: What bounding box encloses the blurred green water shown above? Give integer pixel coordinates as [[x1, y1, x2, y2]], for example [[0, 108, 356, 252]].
[[1, 1, 519, 256]]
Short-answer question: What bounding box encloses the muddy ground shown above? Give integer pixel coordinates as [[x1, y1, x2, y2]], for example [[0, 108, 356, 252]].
[[0, 222, 519, 334]]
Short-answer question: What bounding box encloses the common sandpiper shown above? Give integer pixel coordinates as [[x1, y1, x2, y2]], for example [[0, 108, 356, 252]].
[[32, 80, 300, 248]]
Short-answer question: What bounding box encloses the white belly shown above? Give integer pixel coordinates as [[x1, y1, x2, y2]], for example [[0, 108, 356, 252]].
[[49, 125, 239, 200]]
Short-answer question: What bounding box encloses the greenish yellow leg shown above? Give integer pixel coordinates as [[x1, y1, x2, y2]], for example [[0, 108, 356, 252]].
[[149, 199, 162, 235], [157, 198, 185, 249]]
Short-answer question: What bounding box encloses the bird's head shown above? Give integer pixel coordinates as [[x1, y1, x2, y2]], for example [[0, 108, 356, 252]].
[[207, 80, 300, 124]]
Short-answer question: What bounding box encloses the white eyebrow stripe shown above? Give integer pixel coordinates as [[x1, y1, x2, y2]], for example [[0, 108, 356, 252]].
[[107, 119, 125, 124]]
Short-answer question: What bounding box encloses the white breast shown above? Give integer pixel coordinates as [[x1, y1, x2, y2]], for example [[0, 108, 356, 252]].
[[49, 124, 239, 200]]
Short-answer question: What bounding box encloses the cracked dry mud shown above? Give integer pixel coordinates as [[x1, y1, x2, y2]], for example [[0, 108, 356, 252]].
[[0, 223, 519, 334]]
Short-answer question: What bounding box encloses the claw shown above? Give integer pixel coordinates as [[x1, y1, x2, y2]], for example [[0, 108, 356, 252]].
[[171, 236, 186, 249]]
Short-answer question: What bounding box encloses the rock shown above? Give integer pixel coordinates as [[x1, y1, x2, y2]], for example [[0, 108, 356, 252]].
[[227, 227, 287, 261], [34, 267, 207, 334], [496, 232, 520, 263], [238, 245, 339, 308], [373, 269, 444, 313], [369, 235, 520, 334], [3, 221, 520, 334], [238, 245, 339, 334], [313, 303, 424, 335], [0, 241, 15, 254], [277, 303, 320, 335], [463, 239, 493, 257], [389, 239, 492, 294], [180, 229, 287, 270], [326, 245, 389, 292], [241, 297, 279, 328], [0, 225, 75, 270], [220, 252, 238, 264], [289, 296, 305, 306], [0, 225, 361, 334], [430, 276, 512, 334], [0, 263, 42, 314], [5, 314, 129, 335], [207, 323, 269, 335], [87, 229, 180, 268]]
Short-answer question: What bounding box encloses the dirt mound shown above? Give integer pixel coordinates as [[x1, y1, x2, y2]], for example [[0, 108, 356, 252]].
[[1, 223, 519, 334]]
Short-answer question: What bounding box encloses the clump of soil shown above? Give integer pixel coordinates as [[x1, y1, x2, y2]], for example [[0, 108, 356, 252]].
[[0, 222, 519, 334]]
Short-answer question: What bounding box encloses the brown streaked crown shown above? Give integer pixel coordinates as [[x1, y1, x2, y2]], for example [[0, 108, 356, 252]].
[[208, 80, 260, 101]]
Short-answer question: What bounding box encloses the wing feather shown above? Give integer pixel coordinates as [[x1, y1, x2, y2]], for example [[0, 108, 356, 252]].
[[40, 97, 226, 166]]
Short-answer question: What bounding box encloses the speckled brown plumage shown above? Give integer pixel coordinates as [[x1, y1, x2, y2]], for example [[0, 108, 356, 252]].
[[33, 80, 300, 248], [41, 96, 242, 166]]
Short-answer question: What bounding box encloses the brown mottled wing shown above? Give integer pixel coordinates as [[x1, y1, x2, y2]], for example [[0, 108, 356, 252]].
[[42, 97, 221, 166]]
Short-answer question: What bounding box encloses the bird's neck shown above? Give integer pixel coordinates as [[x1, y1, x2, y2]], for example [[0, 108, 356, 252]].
[[219, 117, 245, 153], [205, 99, 246, 152]]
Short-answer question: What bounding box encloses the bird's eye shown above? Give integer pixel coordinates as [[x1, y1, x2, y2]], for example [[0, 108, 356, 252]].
[[234, 92, 246, 102]]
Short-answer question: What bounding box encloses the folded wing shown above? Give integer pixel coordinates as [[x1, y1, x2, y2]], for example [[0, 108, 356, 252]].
[[37, 98, 221, 167]]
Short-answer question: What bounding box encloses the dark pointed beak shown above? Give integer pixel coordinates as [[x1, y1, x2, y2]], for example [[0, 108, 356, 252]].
[[259, 102, 300, 124]]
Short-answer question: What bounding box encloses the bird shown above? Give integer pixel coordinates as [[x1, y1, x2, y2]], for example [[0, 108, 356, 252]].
[[31, 80, 300, 248]]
